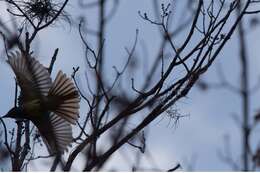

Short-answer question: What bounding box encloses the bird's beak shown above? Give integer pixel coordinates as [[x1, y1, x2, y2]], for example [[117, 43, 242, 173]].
[[1, 114, 9, 118]]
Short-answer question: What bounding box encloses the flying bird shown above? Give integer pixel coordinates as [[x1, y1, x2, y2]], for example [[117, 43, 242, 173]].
[[3, 51, 80, 154]]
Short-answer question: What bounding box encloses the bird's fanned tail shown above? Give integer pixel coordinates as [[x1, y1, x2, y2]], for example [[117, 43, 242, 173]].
[[48, 70, 80, 124]]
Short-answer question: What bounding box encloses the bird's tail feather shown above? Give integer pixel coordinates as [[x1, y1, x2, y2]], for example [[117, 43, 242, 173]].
[[48, 70, 80, 124]]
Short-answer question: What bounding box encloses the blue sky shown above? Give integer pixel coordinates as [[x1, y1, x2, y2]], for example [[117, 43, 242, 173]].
[[1, 0, 260, 171]]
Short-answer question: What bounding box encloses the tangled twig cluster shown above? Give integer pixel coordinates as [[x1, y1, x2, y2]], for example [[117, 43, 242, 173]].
[[6, 0, 69, 27]]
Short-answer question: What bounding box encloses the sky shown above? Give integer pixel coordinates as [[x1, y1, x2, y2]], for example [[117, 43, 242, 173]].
[[1, 0, 260, 171]]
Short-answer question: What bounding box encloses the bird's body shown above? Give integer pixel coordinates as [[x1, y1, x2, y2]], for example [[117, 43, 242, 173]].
[[4, 51, 80, 154]]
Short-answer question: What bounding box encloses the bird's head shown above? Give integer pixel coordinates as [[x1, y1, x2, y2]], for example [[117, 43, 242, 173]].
[[2, 107, 24, 119]]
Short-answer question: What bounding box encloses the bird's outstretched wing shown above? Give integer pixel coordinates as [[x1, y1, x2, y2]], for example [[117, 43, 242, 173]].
[[7, 51, 52, 102], [48, 71, 80, 124], [39, 112, 73, 154]]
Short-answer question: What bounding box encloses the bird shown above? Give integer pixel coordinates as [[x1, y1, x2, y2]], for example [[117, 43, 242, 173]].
[[3, 51, 80, 154]]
